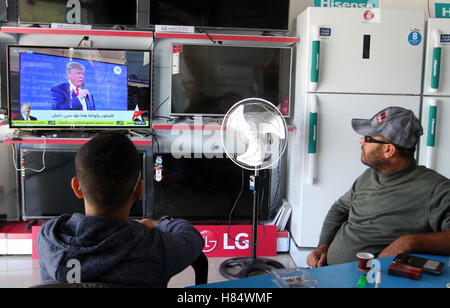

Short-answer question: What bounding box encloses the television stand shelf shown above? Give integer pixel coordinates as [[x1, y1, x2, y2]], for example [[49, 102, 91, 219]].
[[4, 136, 152, 146], [0, 27, 154, 50], [1, 27, 153, 38], [154, 32, 298, 44], [152, 118, 295, 132]]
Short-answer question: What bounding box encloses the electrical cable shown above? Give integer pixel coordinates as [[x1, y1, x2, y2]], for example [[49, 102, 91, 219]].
[[11, 136, 47, 173], [428, 0, 433, 18], [226, 169, 267, 246], [150, 129, 160, 153], [152, 96, 170, 116], [77, 36, 90, 47], [226, 168, 245, 243], [197, 28, 222, 45]]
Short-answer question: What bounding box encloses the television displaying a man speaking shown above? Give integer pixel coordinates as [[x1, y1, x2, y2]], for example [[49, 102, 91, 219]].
[[7, 46, 151, 129]]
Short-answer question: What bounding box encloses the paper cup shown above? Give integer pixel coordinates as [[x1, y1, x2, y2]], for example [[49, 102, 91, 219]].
[[357, 252, 375, 272]]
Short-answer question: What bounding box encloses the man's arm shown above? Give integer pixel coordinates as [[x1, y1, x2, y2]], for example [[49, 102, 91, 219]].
[[318, 200, 350, 246], [379, 179, 450, 258], [156, 218, 205, 279], [378, 230, 450, 258], [51, 85, 70, 110], [307, 181, 356, 268], [307, 196, 352, 268]]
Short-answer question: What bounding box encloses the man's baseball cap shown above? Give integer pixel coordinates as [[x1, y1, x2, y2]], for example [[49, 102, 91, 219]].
[[352, 107, 423, 149]]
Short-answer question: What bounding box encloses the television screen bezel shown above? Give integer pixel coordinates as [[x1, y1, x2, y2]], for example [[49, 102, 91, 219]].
[[169, 43, 293, 118], [7, 45, 153, 131], [20, 147, 148, 220], [148, 0, 290, 32], [149, 153, 273, 222], [17, 0, 138, 28]]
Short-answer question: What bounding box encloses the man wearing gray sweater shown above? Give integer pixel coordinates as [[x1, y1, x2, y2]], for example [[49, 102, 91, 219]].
[[307, 107, 450, 267], [37, 132, 204, 287]]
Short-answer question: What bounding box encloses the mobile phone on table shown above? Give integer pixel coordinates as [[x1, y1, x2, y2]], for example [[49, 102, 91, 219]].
[[393, 254, 445, 275]]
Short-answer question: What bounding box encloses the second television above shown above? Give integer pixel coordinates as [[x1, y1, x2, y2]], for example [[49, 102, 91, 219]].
[[170, 44, 293, 117], [149, 0, 290, 32]]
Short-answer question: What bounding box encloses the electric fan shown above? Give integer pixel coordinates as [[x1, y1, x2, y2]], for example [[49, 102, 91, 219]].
[[219, 98, 288, 279]]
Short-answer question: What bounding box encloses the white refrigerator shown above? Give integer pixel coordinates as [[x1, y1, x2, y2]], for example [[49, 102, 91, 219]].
[[287, 7, 424, 249], [419, 18, 450, 179]]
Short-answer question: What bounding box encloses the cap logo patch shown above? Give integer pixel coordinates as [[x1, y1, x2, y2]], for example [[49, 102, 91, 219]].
[[376, 112, 387, 124]]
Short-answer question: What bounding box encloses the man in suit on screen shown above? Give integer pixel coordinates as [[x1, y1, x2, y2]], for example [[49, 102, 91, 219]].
[[13, 103, 37, 121], [51, 62, 96, 111]]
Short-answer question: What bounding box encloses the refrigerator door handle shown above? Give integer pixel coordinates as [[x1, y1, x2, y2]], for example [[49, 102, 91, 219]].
[[431, 29, 442, 93], [426, 99, 438, 169], [306, 94, 318, 186], [310, 27, 321, 92]]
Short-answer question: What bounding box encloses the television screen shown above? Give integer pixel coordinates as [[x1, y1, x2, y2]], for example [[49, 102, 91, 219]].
[[20, 148, 146, 219], [149, 0, 290, 31], [170, 44, 292, 117], [18, 0, 137, 27], [151, 154, 272, 222], [8, 46, 151, 130], [0, 0, 7, 22]]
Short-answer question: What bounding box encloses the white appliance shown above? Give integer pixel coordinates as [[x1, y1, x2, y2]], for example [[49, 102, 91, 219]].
[[287, 8, 424, 249], [419, 18, 450, 179]]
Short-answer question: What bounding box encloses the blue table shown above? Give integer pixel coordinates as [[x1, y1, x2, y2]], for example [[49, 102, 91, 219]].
[[194, 254, 449, 288]]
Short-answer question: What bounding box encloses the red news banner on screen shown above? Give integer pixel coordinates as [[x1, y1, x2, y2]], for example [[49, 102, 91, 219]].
[[195, 225, 277, 258]]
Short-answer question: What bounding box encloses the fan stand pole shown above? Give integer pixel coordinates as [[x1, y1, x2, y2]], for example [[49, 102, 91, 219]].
[[251, 168, 259, 262], [219, 168, 285, 280]]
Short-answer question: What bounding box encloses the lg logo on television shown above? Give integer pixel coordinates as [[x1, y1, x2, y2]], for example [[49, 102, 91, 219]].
[[200, 230, 250, 253], [200, 230, 218, 253]]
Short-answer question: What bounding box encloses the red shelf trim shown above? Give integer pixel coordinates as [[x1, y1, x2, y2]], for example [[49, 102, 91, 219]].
[[153, 125, 294, 132], [154, 32, 298, 43], [153, 125, 222, 131], [4, 138, 88, 145], [1, 27, 153, 38], [4, 138, 151, 146]]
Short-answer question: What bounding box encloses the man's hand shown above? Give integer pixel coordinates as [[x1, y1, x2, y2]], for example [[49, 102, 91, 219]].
[[378, 235, 414, 259], [135, 219, 158, 229], [78, 89, 90, 100], [307, 244, 329, 268]]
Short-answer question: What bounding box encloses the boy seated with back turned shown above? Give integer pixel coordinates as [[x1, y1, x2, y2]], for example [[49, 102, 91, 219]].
[[37, 132, 204, 287]]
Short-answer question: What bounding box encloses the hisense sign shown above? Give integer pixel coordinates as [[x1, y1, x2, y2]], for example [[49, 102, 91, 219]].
[[314, 0, 379, 8]]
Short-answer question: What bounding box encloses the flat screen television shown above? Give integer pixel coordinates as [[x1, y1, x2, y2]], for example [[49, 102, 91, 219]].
[[18, 0, 137, 27], [8, 45, 152, 130], [151, 154, 272, 222], [0, 0, 7, 22], [20, 148, 146, 219], [170, 44, 293, 117], [149, 0, 290, 32]]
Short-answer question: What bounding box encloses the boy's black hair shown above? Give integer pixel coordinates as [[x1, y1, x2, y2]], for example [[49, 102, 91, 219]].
[[75, 132, 141, 211]]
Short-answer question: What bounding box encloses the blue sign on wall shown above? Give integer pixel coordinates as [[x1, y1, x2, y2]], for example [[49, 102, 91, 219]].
[[435, 3, 450, 18], [314, 0, 379, 8]]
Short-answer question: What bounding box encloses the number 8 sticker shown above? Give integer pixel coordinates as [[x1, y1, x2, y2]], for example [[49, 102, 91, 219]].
[[409, 30, 422, 46]]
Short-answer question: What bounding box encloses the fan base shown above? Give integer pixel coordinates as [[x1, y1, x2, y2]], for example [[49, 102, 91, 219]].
[[219, 257, 285, 280]]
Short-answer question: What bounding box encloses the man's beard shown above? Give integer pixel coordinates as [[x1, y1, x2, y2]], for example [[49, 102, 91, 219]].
[[361, 145, 388, 173]]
